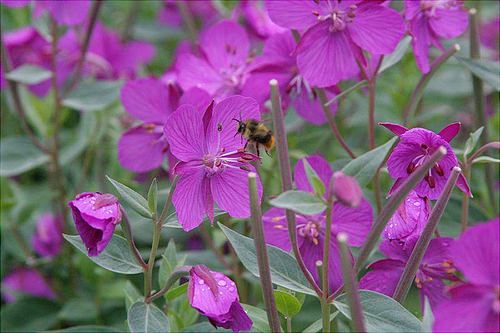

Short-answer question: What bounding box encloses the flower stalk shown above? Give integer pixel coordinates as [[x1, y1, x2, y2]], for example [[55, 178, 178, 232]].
[[248, 172, 282, 333], [120, 209, 147, 269], [270, 79, 323, 297], [338, 233, 366, 333], [393, 167, 461, 303], [402, 44, 460, 125], [147, 267, 191, 303]]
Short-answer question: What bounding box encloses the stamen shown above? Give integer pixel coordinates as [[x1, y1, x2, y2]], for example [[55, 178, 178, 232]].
[[407, 162, 416, 174], [434, 163, 444, 176], [425, 175, 436, 188]]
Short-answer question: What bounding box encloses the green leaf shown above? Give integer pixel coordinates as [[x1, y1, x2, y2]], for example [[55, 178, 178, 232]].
[[0, 136, 49, 177], [166, 283, 188, 301], [379, 36, 412, 73], [124, 281, 142, 310], [48, 326, 121, 333], [147, 178, 158, 215], [58, 299, 97, 322], [242, 304, 281, 333], [274, 290, 302, 318], [1, 297, 60, 332], [60, 113, 97, 165], [159, 240, 178, 288], [334, 291, 423, 333], [456, 56, 500, 91], [303, 159, 326, 197], [218, 223, 316, 296], [106, 175, 152, 219], [472, 156, 500, 164], [463, 127, 484, 159], [182, 322, 229, 332], [422, 297, 434, 333], [269, 190, 326, 215], [62, 80, 123, 112], [5, 64, 52, 85], [128, 301, 170, 333], [163, 209, 226, 228], [64, 234, 143, 274], [302, 312, 339, 333], [342, 137, 397, 186]]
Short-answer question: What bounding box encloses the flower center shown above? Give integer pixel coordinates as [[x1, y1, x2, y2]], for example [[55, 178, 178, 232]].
[[298, 220, 320, 245], [406, 143, 445, 188], [286, 74, 316, 101], [312, 5, 357, 32]]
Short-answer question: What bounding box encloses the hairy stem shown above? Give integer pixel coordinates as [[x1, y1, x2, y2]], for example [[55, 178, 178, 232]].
[[248, 172, 281, 333], [270, 79, 323, 297], [393, 167, 461, 303], [338, 233, 366, 333]]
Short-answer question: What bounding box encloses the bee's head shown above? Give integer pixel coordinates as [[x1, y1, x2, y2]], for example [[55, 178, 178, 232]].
[[233, 118, 246, 134]]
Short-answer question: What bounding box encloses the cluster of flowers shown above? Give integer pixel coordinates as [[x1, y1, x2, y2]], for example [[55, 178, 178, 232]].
[[2, 1, 498, 332]]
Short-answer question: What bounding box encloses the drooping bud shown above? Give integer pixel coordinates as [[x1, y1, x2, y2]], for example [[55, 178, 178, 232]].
[[332, 171, 362, 207]]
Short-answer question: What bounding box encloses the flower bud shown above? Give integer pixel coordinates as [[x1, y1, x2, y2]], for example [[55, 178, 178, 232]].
[[1, 268, 56, 303], [188, 265, 252, 332], [68, 192, 122, 256], [332, 171, 362, 207], [31, 213, 63, 258]]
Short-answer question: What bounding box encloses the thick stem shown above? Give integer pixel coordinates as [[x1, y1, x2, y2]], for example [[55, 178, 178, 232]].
[[402, 45, 460, 125], [320, 296, 330, 333], [393, 167, 461, 303], [65, 0, 102, 95], [0, 43, 48, 152], [317, 88, 356, 159], [338, 233, 366, 333], [121, 209, 147, 269], [270, 79, 323, 297], [147, 267, 190, 303], [248, 173, 282, 333]]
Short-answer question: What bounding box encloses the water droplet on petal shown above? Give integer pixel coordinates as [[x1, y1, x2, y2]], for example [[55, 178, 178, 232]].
[[413, 201, 421, 207], [198, 279, 205, 285], [228, 287, 235, 292], [218, 280, 227, 287]]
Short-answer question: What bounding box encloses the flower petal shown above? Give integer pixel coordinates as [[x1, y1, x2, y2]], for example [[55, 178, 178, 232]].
[[438, 122, 461, 142], [164, 105, 205, 162], [297, 21, 359, 87], [35, 0, 90, 26], [210, 166, 262, 219], [121, 79, 173, 123], [456, 172, 472, 197], [176, 54, 222, 95], [429, 7, 469, 39], [118, 125, 166, 173], [292, 87, 336, 125], [331, 199, 373, 247], [262, 207, 291, 251], [379, 122, 409, 136], [265, 0, 321, 30], [359, 259, 404, 297], [294, 155, 333, 194], [347, 3, 405, 54], [410, 13, 431, 73]]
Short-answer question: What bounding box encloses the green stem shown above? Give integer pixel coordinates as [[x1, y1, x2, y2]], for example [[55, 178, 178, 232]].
[[121, 209, 147, 269], [147, 268, 190, 303], [320, 297, 330, 333], [286, 317, 292, 333], [338, 233, 366, 333], [321, 178, 335, 333], [248, 173, 282, 333], [270, 79, 323, 297], [393, 167, 461, 303]]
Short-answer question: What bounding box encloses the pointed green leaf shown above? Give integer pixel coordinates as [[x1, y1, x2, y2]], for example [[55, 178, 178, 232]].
[[5, 64, 52, 85], [456, 56, 500, 91], [274, 290, 302, 318], [128, 301, 170, 333], [303, 159, 326, 197], [472, 156, 500, 164], [269, 190, 326, 215], [147, 178, 158, 215], [159, 240, 178, 288], [379, 36, 412, 73], [163, 209, 226, 228], [106, 175, 152, 219], [463, 127, 484, 158], [166, 283, 188, 301], [64, 234, 142, 274], [0, 136, 49, 177], [302, 312, 339, 333], [342, 137, 397, 186], [242, 304, 282, 333], [62, 80, 123, 112], [333, 291, 423, 333], [124, 281, 142, 310], [218, 223, 316, 296]]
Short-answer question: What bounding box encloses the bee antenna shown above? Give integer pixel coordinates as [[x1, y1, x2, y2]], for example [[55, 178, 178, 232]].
[[232, 118, 240, 123]]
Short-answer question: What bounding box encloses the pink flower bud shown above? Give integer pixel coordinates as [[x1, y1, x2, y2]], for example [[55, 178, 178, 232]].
[[332, 172, 362, 207], [31, 213, 63, 258]]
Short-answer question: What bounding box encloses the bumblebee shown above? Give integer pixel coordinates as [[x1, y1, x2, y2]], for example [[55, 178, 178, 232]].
[[233, 118, 275, 156]]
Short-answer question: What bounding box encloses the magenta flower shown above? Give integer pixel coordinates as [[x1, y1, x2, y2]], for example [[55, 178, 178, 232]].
[[480, 16, 500, 60], [433, 219, 500, 332], [381, 122, 471, 200], [243, 31, 338, 125], [1, 268, 56, 303], [332, 171, 362, 208], [233, 0, 286, 40], [404, 0, 468, 73], [359, 237, 457, 309], [34, 0, 91, 26], [263, 155, 373, 291], [164, 95, 263, 231], [0, 0, 30, 7], [158, 0, 219, 28], [266, 0, 405, 87], [68, 192, 122, 256], [59, 22, 155, 81], [383, 190, 430, 243], [31, 213, 64, 258], [188, 265, 252, 332], [176, 20, 255, 100]]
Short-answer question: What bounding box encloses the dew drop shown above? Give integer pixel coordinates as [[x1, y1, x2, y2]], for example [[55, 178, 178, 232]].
[[228, 287, 235, 292], [218, 280, 227, 287], [413, 201, 421, 207], [198, 279, 205, 285], [230, 282, 235, 286]]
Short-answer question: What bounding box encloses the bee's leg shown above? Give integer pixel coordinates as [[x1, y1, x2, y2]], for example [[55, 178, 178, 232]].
[[256, 143, 261, 157], [244, 140, 249, 150], [265, 148, 272, 157]]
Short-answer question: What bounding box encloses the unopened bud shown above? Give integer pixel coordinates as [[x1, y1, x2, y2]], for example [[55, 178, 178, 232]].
[[332, 172, 362, 207]]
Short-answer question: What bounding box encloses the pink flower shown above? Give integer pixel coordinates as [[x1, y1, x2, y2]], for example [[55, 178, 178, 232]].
[[158, 0, 219, 28], [34, 0, 91, 26], [233, 0, 286, 40], [263, 155, 373, 291], [164, 95, 263, 231], [266, 0, 405, 87], [359, 237, 457, 310], [1, 268, 56, 303], [480, 16, 500, 60], [188, 265, 252, 332], [404, 0, 468, 73], [176, 20, 255, 100], [0, 0, 30, 7], [332, 171, 363, 207], [381, 122, 471, 200], [383, 190, 430, 243], [31, 213, 64, 258], [433, 219, 500, 332], [68, 192, 122, 256]]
